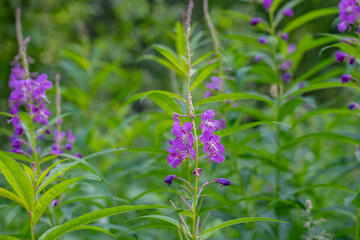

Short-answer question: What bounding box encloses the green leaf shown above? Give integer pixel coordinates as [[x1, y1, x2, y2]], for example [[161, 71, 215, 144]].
[[195, 92, 274, 107], [153, 44, 186, 74], [225, 35, 272, 52], [190, 62, 219, 91], [0, 151, 35, 211], [175, 21, 186, 57], [62, 49, 91, 70], [58, 225, 118, 238], [280, 132, 360, 151], [38, 205, 170, 240], [283, 8, 338, 33], [217, 121, 272, 137], [122, 91, 185, 107], [82, 179, 114, 203], [36, 113, 70, 138], [0, 112, 13, 118], [291, 58, 334, 85], [3, 152, 33, 163], [128, 215, 180, 228], [223, 11, 269, 32], [140, 55, 185, 76], [0, 187, 27, 209], [148, 93, 183, 115], [192, 50, 216, 67], [283, 82, 360, 100], [0, 236, 21, 240], [33, 177, 83, 226], [292, 109, 360, 127], [200, 217, 286, 238]]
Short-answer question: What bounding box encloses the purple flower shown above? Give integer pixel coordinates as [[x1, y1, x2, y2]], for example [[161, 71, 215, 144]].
[[205, 76, 223, 91], [258, 37, 268, 44], [73, 153, 83, 158], [200, 110, 219, 133], [192, 168, 202, 176], [282, 72, 292, 84], [51, 199, 60, 207], [167, 147, 186, 168], [338, 0, 360, 32], [287, 43, 296, 54], [263, 0, 273, 11], [32, 102, 51, 125], [216, 178, 231, 186], [254, 55, 263, 63], [283, 8, 294, 17], [204, 91, 212, 98], [250, 17, 262, 26], [164, 175, 177, 185], [219, 118, 226, 130], [335, 52, 348, 62], [280, 60, 292, 71], [51, 144, 63, 155], [281, 33, 289, 41], [348, 56, 356, 65], [199, 130, 225, 164], [341, 74, 352, 83], [348, 102, 360, 110]]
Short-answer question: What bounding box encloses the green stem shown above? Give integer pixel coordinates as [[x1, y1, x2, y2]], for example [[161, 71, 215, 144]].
[[30, 215, 35, 240], [191, 118, 199, 240]]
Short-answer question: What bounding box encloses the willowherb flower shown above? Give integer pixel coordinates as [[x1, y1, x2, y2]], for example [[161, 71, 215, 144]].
[[338, 0, 360, 32], [283, 8, 294, 17], [280, 60, 292, 71], [200, 110, 219, 133], [263, 0, 273, 11], [348, 56, 356, 65], [204, 76, 223, 98], [348, 102, 360, 110], [51, 199, 60, 207], [165, 175, 177, 185], [254, 54, 263, 63], [288, 43, 296, 54], [341, 74, 352, 83], [335, 51, 348, 62], [250, 17, 262, 26], [258, 37, 268, 44], [281, 33, 289, 41], [200, 129, 225, 163], [216, 178, 231, 186], [192, 168, 202, 176], [282, 72, 292, 84]]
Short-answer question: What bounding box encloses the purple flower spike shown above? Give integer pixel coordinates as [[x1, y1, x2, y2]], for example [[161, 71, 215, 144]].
[[263, 0, 273, 11], [283, 8, 294, 17], [341, 74, 352, 83], [51, 199, 60, 207], [335, 52, 348, 62], [258, 37, 268, 44], [254, 55, 263, 63], [216, 178, 231, 186], [250, 17, 262, 26], [348, 56, 356, 65], [338, 0, 360, 32], [192, 168, 202, 176], [348, 102, 360, 110], [165, 175, 177, 185]]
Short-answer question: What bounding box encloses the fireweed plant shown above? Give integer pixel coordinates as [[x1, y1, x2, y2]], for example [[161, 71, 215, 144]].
[[138, 1, 285, 239], [330, 0, 360, 239], [0, 8, 172, 240]]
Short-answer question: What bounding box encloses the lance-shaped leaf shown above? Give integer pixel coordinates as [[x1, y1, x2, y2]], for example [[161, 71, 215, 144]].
[[0, 151, 35, 211], [283, 8, 338, 33], [199, 217, 286, 239], [0, 236, 21, 240], [195, 92, 274, 106], [33, 177, 83, 226], [128, 215, 180, 228], [38, 204, 170, 240], [190, 62, 219, 91], [216, 121, 290, 137], [153, 44, 186, 74], [0, 187, 27, 209]]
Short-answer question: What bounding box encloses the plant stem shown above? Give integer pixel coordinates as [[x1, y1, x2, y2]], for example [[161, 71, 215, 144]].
[[192, 117, 199, 240], [30, 214, 35, 240]]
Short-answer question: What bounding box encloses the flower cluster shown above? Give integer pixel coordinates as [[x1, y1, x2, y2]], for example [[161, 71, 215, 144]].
[[338, 0, 360, 32], [167, 116, 195, 168], [8, 65, 53, 153], [167, 110, 224, 168], [204, 76, 223, 98], [51, 129, 76, 155]]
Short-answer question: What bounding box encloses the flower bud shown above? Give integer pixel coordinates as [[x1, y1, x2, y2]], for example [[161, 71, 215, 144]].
[[341, 74, 352, 83], [216, 178, 231, 186], [192, 168, 202, 176], [164, 175, 177, 185], [250, 17, 261, 26]]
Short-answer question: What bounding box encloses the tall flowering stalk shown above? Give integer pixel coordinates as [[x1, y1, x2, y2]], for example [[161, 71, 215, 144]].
[[333, 1, 360, 239]]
